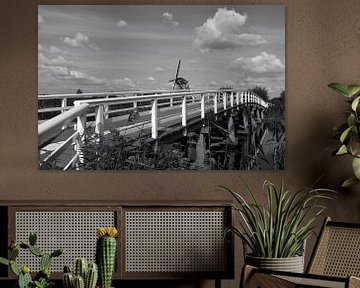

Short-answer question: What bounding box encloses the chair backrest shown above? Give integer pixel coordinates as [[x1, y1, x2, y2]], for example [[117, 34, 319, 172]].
[[307, 217, 360, 277]]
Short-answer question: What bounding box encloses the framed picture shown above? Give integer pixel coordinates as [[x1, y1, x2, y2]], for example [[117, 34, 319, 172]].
[[38, 5, 285, 171]]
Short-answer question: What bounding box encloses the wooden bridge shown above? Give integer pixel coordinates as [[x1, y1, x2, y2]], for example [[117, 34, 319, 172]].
[[38, 89, 270, 169]]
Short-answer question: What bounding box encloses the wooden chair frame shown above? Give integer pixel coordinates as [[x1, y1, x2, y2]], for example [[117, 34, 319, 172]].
[[241, 217, 360, 288]]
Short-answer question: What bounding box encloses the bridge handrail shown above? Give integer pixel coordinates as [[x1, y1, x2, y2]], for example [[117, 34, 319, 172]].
[[73, 90, 217, 107], [38, 103, 89, 146], [38, 89, 203, 100]]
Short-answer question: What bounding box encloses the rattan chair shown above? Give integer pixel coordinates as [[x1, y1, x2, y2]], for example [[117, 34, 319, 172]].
[[241, 217, 360, 288]]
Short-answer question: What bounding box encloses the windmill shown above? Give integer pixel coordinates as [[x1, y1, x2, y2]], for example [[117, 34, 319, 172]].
[[169, 59, 190, 90]]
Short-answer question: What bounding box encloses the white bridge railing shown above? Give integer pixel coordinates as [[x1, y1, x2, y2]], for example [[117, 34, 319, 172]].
[[38, 89, 268, 169]]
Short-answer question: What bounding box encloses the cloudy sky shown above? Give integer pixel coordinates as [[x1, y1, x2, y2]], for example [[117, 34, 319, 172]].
[[38, 5, 285, 98]]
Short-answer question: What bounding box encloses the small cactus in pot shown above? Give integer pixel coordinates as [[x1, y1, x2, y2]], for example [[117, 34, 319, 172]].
[[62, 259, 98, 288], [0, 232, 64, 288], [96, 227, 118, 288]]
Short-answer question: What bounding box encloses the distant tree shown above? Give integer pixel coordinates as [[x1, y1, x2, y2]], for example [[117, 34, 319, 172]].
[[76, 88, 83, 94], [250, 86, 269, 101], [280, 90, 285, 102]]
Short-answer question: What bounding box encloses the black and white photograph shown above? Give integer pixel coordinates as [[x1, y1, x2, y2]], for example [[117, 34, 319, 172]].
[[38, 5, 285, 170]]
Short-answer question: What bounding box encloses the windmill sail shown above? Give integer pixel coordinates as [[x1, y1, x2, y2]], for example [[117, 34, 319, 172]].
[[169, 59, 190, 90]]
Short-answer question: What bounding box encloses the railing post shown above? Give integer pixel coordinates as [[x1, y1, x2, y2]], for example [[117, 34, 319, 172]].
[[236, 92, 240, 106], [151, 99, 158, 139], [95, 105, 104, 135], [61, 98, 67, 113], [230, 92, 234, 108], [223, 92, 227, 111], [104, 95, 109, 119], [75, 104, 86, 137], [182, 95, 187, 127], [61, 97, 68, 129], [214, 93, 218, 114], [201, 93, 205, 119], [170, 97, 173, 107]]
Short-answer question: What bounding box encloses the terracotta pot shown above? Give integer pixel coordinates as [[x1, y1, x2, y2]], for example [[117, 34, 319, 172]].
[[245, 254, 305, 273]]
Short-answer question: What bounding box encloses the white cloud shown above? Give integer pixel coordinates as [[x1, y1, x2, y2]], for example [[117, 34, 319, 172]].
[[155, 66, 164, 72], [38, 14, 44, 24], [39, 53, 73, 66], [39, 62, 108, 86], [116, 20, 127, 28], [112, 78, 136, 89], [162, 12, 179, 27], [38, 44, 67, 54], [146, 76, 156, 81], [63, 32, 100, 51], [49, 46, 65, 54], [230, 52, 284, 74], [68, 70, 108, 85], [69, 70, 87, 79], [39, 64, 69, 77], [194, 8, 267, 52], [64, 32, 88, 47]]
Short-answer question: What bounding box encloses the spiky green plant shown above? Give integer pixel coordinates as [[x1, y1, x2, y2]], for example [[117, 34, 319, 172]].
[[63, 260, 98, 288], [328, 83, 360, 187], [96, 227, 117, 288], [0, 232, 63, 288], [222, 179, 335, 258]]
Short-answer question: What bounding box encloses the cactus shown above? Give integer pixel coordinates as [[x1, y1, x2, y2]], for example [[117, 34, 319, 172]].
[[10, 260, 20, 276], [85, 262, 98, 288], [35, 268, 50, 282], [41, 253, 52, 270], [63, 259, 98, 288], [0, 232, 63, 288], [29, 232, 37, 246], [9, 246, 19, 260], [29, 245, 44, 257], [74, 275, 85, 288], [74, 258, 88, 279], [96, 227, 118, 288], [18, 267, 32, 288], [63, 272, 74, 288], [0, 257, 9, 266], [51, 248, 64, 258]]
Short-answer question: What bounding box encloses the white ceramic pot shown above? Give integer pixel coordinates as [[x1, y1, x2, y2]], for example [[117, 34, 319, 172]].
[[245, 254, 305, 273]]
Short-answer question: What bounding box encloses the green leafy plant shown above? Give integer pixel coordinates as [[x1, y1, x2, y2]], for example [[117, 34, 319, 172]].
[[328, 83, 360, 187], [0, 232, 63, 288], [222, 179, 334, 258]]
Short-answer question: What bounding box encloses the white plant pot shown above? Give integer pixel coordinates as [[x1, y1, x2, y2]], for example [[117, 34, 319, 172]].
[[245, 254, 305, 273]]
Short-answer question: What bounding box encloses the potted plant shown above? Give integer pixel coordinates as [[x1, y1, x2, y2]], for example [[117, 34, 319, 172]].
[[0, 232, 63, 288], [221, 179, 334, 273], [328, 83, 360, 187]]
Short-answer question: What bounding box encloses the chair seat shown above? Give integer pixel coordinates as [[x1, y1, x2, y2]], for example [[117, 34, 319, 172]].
[[243, 265, 360, 288], [277, 274, 346, 288]]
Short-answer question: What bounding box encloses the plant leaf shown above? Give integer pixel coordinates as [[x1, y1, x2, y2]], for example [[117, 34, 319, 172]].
[[340, 126, 353, 143], [328, 83, 350, 97], [347, 85, 360, 97], [352, 157, 360, 179], [351, 96, 360, 111], [342, 177, 360, 188], [336, 145, 348, 155], [0, 257, 9, 266], [347, 114, 356, 128]]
